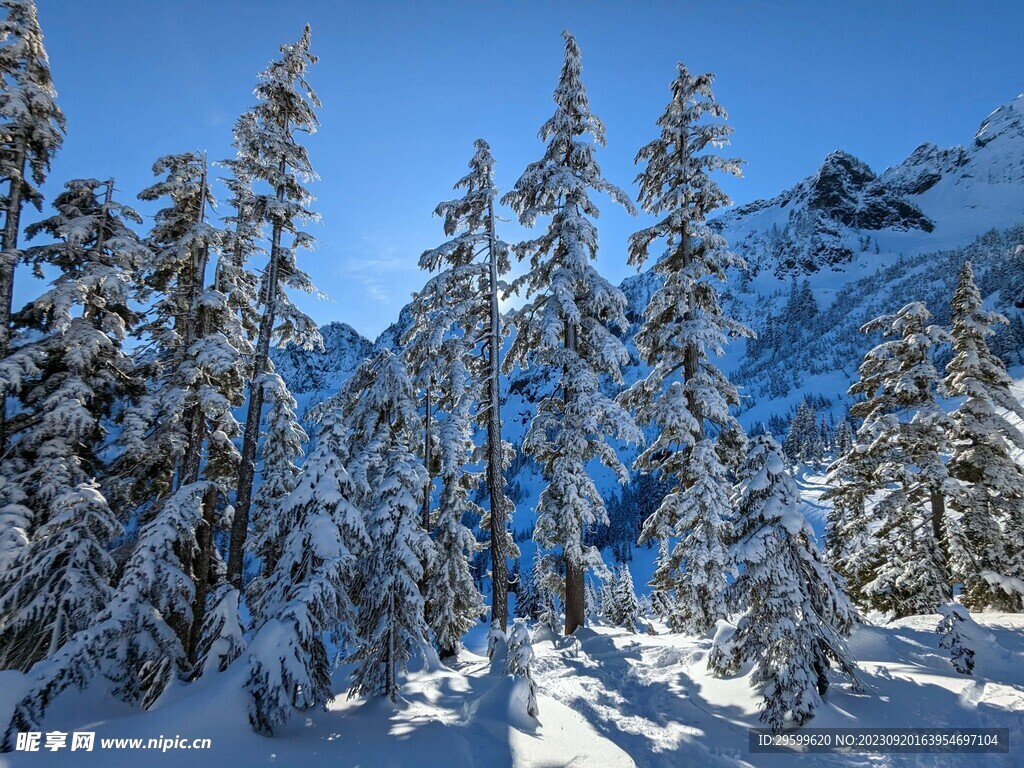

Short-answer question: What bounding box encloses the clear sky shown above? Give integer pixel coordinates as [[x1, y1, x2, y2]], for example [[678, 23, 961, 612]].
[[22, 0, 1024, 339]]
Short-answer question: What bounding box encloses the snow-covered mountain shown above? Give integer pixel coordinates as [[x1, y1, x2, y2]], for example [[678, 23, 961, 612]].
[[271, 320, 373, 403], [717, 93, 1024, 278]]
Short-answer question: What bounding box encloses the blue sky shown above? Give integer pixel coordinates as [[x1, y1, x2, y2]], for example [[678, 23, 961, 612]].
[[22, 0, 1024, 339]]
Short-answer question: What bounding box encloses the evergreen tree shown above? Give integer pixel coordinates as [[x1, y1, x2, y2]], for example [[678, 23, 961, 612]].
[[515, 557, 539, 621], [423, 354, 486, 658], [502, 31, 640, 636], [404, 141, 511, 648], [936, 604, 977, 675], [622, 62, 749, 635], [194, 584, 244, 677], [529, 550, 562, 634], [826, 302, 953, 617], [227, 26, 324, 590], [603, 565, 639, 631], [834, 418, 853, 457], [246, 372, 307, 625], [216, 110, 263, 342], [944, 262, 1024, 611], [584, 576, 599, 621], [0, 179, 148, 670], [344, 352, 434, 701], [4, 480, 225, 746], [783, 401, 824, 465], [710, 436, 859, 733], [244, 368, 367, 734], [118, 153, 250, 669], [0, 0, 65, 455]]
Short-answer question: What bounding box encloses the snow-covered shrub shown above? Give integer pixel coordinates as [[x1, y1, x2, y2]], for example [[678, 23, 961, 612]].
[[505, 618, 539, 718], [936, 603, 976, 675], [486, 620, 507, 664]]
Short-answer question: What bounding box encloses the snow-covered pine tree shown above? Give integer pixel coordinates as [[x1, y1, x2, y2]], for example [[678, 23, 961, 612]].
[[3, 480, 222, 747], [784, 402, 824, 465], [246, 372, 307, 625], [194, 584, 245, 677], [402, 340, 485, 658], [411, 138, 517, 631], [0, 179, 148, 671], [226, 26, 324, 590], [501, 31, 640, 636], [528, 550, 562, 634], [125, 153, 221, 496], [783, 403, 808, 463], [424, 375, 486, 657], [118, 152, 249, 669], [0, 0, 65, 455], [621, 62, 750, 635], [584, 576, 599, 621], [944, 262, 1024, 611], [342, 352, 434, 702], [709, 435, 859, 733], [826, 302, 953, 617], [244, 386, 365, 734], [834, 419, 853, 457], [514, 558, 538, 621], [505, 618, 539, 718], [604, 565, 639, 632], [216, 110, 263, 342], [404, 142, 517, 652]]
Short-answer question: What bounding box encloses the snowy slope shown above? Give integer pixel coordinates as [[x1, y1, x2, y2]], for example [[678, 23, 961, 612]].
[[2, 614, 1021, 768]]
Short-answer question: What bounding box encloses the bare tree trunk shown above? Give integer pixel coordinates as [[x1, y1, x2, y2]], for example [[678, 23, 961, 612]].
[[564, 559, 585, 636], [226, 158, 286, 590], [677, 130, 702, 441], [930, 487, 950, 573], [421, 384, 432, 531], [386, 590, 396, 702], [486, 199, 509, 633], [186, 483, 219, 668], [563, 317, 585, 636], [0, 136, 26, 457]]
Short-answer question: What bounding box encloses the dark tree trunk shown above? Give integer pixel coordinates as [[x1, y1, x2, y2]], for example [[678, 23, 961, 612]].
[[0, 137, 26, 457], [486, 199, 509, 633], [563, 317, 585, 636], [226, 158, 287, 591], [422, 384, 432, 531], [564, 558, 585, 636], [930, 486, 951, 576], [186, 483, 219, 669]]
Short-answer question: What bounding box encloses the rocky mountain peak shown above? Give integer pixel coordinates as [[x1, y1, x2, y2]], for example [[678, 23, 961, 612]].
[[974, 93, 1024, 149]]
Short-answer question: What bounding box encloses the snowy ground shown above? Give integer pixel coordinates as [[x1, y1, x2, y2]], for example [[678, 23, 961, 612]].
[[2, 611, 1022, 768]]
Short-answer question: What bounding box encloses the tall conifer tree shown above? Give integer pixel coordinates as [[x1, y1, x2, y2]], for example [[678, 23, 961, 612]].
[[0, 179, 148, 669], [227, 26, 323, 589], [622, 63, 749, 633], [0, 0, 65, 455], [945, 262, 1024, 610], [502, 31, 640, 635]]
